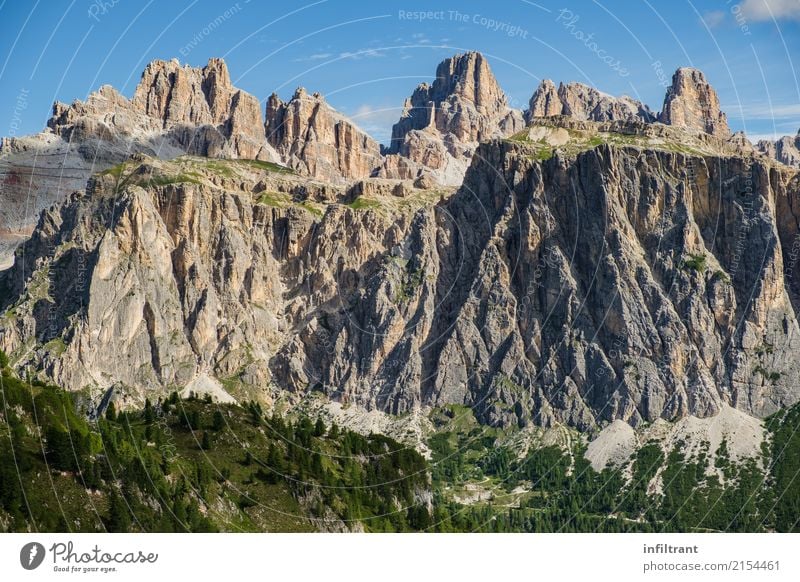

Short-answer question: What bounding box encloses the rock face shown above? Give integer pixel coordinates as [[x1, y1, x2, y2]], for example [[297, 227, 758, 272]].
[[384, 52, 524, 185], [660, 67, 730, 138], [2, 54, 743, 271], [3, 131, 800, 429], [1, 58, 286, 268], [527, 79, 562, 118], [49, 57, 273, 160], [5, 53, 800, 433], [758, 131, 800, 168], [527, 80, 655, 123], [264, 88, 382, 181]]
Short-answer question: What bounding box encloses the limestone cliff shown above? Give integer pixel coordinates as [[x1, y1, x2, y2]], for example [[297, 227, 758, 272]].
[[527, 80, 655, 123], [50, 57, 274, 161], [264, 88, 382, 181], [3, 124, 799, 430], [660, 67, 730, 138], [383, 52, 524, 185], [758, 130, 800, 168]]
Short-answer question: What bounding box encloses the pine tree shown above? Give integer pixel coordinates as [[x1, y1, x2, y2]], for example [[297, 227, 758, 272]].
[[212, 410, 225, 431], [267, 443, 284, 472], [106, 492, 131, 532], [201, 431, 211, 450], [328, 422, 340, 440], [105, 402, 117, 422], [45, 426, 75, 471], [144, 399, 154, 424]]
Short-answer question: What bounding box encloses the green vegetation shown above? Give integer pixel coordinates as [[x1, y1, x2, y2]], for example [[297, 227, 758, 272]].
[[753, 365, 781, 383], [681, 253, 707, 272], [507, 125, 708, 160], [256, 191, 290, 208], [713, 269, 731, 284], [423, 400, 800, 533], [755, 342, 775, 356], [0, 361, 426, 532], [43, 337, 67, 356], [346, 196, 381, 211], [4, 349, 800, 533], [394, 261, 424, 303], [763, 405, 800, 531], [137, 172, 203, 187], [234, 159, 294, 174], [298, 200, 324, 217]]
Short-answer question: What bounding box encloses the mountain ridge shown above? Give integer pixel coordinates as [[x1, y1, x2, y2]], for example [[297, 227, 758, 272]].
[[2, 51, 799, 436]]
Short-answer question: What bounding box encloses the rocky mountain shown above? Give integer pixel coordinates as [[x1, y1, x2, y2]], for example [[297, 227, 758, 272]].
[[758, 130, 800, 168], [527, 67, 734, 141], [381, 51, 524, 185], [2, 53, 750, 271], [527, 80, 655, 123], [265, 88, 382, 181], [0, 58, 278, 268], [660, 67, 731, 138], [2, 115, 799, 430], [4, 51, 800, 436], [50, 57, 275, 162]]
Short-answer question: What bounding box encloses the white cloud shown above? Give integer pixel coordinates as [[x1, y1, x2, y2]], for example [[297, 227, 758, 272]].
[[348, 104, 403, 142], [292, 53, 332, 62], [411, 32, 431, 45], [339, 48, 387, 60], [702, 10, 727, 27], [724, 103, 800, 118], [746, 131, 799, 143], [738, 0, 800, 21]]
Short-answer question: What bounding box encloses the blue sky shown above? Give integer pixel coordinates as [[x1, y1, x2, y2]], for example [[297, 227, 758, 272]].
[[0, 0, 798, 145]]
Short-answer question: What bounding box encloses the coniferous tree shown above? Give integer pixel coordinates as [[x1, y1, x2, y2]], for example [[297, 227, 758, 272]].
[[106, 492, 131, 532], [212, 410, 225, 431]]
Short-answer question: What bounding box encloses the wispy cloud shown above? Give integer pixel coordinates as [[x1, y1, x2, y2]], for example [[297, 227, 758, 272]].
[[747, 131, 799, 143], [747, 133, 780, 143], [293, 52, 333, 62], [701, 10, 726, 28], [348, 103, 403, 142], [411, 32, 431, 45], [339, 48, 387, 60], [725, 103, 800, 118], [738, 0, 800, 21]]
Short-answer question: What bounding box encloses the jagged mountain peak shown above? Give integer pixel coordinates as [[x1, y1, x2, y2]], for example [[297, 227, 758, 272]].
[[264, 85, 381, 181], [757, 127, 800, 168], [430, 51, 505, 112], [660, 66, 730, 137], [527, 78, 654, 123], [381, 51, 523, 185]]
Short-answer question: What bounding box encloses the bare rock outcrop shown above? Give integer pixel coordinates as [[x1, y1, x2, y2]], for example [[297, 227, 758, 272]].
[[3, 130, 800, 429], [758, 130, 800, 168], [384, 52, 524, 185], [527, 79, 562, 118], [49, 58, 274, 161], [527, 80, 655, 123], [264, 88, 382, 182], [660, 67, 730, 138]]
